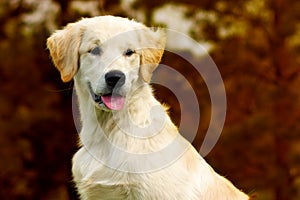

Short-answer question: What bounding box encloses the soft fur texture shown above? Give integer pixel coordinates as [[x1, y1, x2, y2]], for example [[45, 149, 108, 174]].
[[47, 16, 249, 200]]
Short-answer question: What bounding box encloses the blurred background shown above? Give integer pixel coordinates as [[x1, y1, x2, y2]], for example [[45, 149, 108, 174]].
[[0, 0, 299, 199]]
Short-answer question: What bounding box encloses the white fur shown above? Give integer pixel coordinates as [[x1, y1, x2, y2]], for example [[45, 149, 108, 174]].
[[47, 16, 249, 200]]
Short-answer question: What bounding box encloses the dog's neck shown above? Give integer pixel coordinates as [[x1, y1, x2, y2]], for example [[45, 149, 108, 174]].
[[73, 79, 189, 172], [74, 81, 173, 149]]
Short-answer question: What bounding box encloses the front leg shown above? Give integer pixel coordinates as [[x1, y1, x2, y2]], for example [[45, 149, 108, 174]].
[[76, 180, 132, 200], [72, 148, 136, 200]]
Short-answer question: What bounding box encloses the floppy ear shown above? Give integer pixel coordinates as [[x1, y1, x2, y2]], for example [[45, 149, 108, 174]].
[[139, 28, 166, 83], [46, 23, 83, 82]]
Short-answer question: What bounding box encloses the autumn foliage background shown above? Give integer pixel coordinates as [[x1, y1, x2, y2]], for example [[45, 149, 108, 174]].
[[0, 0, 300, 199]]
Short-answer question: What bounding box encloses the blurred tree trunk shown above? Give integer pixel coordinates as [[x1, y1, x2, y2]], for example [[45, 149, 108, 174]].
[[271, 0, 297, 199], [273, 87, 294, 200]]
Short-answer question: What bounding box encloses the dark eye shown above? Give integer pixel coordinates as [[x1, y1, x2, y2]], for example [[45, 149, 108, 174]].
[[125, 48, 135, 57], [89, 46, 101, 55]]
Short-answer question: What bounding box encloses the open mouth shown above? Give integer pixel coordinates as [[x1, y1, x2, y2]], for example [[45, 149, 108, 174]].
[[88, 82, 125, 111]]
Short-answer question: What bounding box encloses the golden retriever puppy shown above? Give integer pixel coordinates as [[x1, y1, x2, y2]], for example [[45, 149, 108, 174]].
[[47, 16, 249, 200]]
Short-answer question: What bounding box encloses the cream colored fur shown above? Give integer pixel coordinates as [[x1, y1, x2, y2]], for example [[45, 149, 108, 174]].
[[47, 16, 249, 200]]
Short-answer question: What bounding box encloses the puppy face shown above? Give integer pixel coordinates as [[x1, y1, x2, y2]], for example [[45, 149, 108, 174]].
[[47, 16, 166, 111], [78, 28, 142, 111]]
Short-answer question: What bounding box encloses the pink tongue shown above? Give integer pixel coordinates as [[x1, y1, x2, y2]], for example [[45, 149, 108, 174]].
[[101, 95, 125, 110]]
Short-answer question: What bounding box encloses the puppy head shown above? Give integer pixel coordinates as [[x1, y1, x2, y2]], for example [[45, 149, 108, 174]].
[[46, 16, 166, 83]]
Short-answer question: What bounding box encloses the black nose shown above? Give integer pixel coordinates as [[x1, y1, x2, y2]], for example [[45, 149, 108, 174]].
[[105, 70, 126, 88]]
